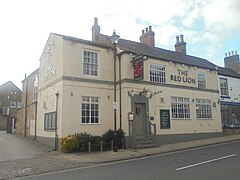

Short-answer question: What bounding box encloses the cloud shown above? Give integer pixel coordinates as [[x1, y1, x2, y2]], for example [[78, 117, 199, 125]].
[[202, 0, 240, 33]]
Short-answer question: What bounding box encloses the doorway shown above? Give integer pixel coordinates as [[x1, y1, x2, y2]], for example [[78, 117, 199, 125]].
[[134, 103, 146, 135]]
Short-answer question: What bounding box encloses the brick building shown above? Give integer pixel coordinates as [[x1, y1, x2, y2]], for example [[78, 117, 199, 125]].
[[0, 81, 22, 132], [16, 69, 38, 137]]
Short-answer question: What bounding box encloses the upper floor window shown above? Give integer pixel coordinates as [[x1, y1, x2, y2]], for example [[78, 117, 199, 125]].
[[220, 78, 228, 96], [149, 64, 166, 83], [171, 97, 190, 119], [81, 96, 99, 124], [198, 73, 206, 89], [196, 99, 212, 119], [83, 50, 99, 76]]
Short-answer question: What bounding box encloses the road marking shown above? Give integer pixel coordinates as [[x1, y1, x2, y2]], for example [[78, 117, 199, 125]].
[[176, 154, 236, 171]]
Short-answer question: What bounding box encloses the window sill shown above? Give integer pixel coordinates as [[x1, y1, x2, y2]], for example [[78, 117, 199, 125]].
[[80, 123, 100, 125], [44, 129, 55, 132]]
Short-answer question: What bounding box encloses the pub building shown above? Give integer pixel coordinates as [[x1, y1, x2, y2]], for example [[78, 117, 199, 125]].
[[34, 18, 222, 149]]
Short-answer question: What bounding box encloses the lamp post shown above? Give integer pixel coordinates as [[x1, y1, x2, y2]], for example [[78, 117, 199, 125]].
[[110, 30, 120, 152]]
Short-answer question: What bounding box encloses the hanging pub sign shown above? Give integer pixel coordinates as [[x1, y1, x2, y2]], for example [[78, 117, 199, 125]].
[[132, 54, 147, 80], [134, 60, 144, 80]]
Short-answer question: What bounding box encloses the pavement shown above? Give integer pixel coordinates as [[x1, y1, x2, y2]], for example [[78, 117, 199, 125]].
[[0, 131, 50, 161], [1, 133, 240, 179]]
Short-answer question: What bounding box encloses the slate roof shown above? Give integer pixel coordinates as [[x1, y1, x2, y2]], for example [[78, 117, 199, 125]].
[[218, 67, 240, 79], [53, 33, 112, 49], [117, 38, 218, 70]]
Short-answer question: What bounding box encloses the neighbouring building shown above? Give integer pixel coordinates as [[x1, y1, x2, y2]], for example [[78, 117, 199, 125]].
[[34, 18, 223, 149], [224, 51, 240, 75], [0, 81, 22, 133], [218, 52, 240, 130], [16, 69, 39, 137]]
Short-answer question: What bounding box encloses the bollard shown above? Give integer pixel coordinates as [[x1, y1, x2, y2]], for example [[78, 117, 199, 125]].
[[122, 139, 125, 149], [88, 142, 91, 153], [100, 141, 103, 152], [111, 140, 114, 150]]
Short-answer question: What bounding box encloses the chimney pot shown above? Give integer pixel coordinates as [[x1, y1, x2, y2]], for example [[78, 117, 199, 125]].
[[228, 52, 231, 56], [225, 53, 227, 57], [176, 36, 179, 43], [92, 17, 100, 42], [232, 51, 234, 56], [175, 35, 186, 54], [94, 17, 98, 25], [139, 26, 155, 47], [149, 26, 152, 31], [236, 51, 238, 55], [180, 35, 184, 42]]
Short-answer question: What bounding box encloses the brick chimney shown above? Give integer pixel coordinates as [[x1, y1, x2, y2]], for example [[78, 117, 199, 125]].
[[92, 17, 100, 42], [175, 35, 186, 54], [140, 26, 155, 47], [224, 51, 240, 74]]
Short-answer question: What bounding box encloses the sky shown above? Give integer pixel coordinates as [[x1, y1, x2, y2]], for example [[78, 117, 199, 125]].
[[0, 0, 239, 89]]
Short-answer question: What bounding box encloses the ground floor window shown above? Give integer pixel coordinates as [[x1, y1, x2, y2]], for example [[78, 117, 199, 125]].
[[196, 99, 212, 119], [221, 104, 240, 128], [81, 96, 99, 124], [44, 112, 56, 130], [171, 97, 190, 119]]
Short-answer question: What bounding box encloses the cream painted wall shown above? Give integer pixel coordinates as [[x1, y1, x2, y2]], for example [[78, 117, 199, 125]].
[[37, 33, 64, 138], [60, 81, 114, 138], [120, 83, 222, 136], [120, 54, 218, 91], [36, 82, 63, 138], [62, 40, 114, 81], [38, 34, 63, 90]]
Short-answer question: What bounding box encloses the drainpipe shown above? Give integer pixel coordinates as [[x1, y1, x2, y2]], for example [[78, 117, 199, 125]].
[[24, 75, 28, 137], [118, 54, 122, 130], [55, 92, 59, 151], [34, 101, 37, 140]]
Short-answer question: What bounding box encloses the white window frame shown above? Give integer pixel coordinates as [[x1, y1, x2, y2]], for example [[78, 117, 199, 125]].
[[220, 78, 228, 96], [196, 99, 212, 119], [44, 112, 56, 130], [81, 96, 100, 124], [149, 64, 166, 83], [198, 73, 206, 89], [171, 97, 190, 119], [82, 49, 99, 77]]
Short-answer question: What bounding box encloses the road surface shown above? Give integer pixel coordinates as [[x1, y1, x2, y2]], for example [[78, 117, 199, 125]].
[[18, 140, 240, 180]]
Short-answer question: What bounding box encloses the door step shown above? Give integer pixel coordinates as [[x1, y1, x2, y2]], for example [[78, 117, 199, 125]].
[[135, 136, 158, 149]]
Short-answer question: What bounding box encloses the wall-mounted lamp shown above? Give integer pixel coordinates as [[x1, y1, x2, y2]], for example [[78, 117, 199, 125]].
[[127, 89, 134, 96], [192, 98, 195, 102], [149, 90, 162, 99], [128, 88, 162, 99], [140, 88, 148, 97]]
